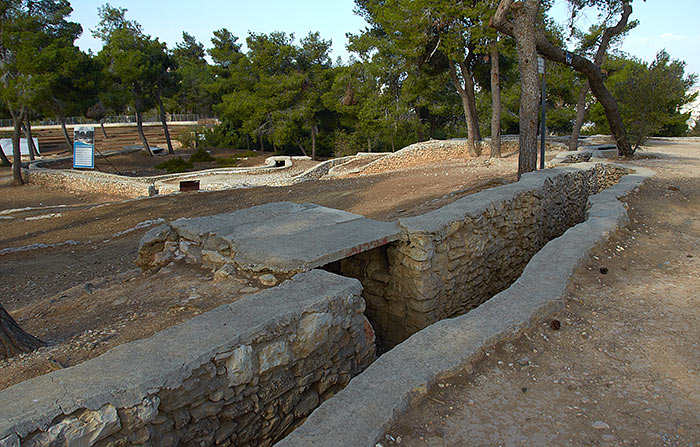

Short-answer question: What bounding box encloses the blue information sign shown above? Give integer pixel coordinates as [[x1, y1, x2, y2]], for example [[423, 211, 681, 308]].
[[73, 126, 95, 169]]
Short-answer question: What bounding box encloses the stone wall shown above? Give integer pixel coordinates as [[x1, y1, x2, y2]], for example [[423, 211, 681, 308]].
[[0, 270, 375, 447], [339, 163, 627, 346], [25, 168, 155, 198]]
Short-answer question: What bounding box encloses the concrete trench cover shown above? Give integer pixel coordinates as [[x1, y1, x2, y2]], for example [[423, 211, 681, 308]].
[[170, 202, 402, 273]]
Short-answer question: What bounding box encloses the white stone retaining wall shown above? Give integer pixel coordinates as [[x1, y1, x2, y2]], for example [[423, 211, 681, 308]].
[[339, 163, 627, 346], [24, 156, 309, 198], [0, 270, 375, 447], [25, 168, 155, 198]]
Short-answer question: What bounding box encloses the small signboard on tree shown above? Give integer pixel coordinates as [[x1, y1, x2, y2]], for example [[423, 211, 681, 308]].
[[73, 126, 95, 169]]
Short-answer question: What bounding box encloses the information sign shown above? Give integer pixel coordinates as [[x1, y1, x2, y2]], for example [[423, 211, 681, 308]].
[[73, 126, 95, 169]]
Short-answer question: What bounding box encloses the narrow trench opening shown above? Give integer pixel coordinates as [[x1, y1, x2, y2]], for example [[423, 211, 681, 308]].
[[321, 208, 585, 360]]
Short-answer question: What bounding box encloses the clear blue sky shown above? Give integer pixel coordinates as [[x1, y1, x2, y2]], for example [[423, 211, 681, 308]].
[[70, 0, 700, 78], [69, 0, 369, 63]]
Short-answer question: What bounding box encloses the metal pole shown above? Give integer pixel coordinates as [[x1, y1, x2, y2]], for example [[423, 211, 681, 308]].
[[540, 63, 546, 170]]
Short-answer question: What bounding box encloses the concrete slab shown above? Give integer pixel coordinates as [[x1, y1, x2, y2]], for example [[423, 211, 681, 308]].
[[170, 202, 402, 273]]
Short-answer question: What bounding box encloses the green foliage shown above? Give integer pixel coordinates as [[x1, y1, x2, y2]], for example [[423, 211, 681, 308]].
[[589, 51, 697, 146], [166, 32, 215, 115], [95, 4, 178, 139], [154, 157, 193, 173], [215, 157, 239, 167], [213, 31, 337, 157], [188, 149, 215, 163], [91, 3, 141, 42], [544, 62, 582, 135]]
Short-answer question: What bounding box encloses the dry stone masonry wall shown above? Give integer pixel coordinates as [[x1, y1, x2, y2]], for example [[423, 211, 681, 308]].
[[0, 270, 375, 447], [339, 163, 627, 346], [25, 168, 156, 198]]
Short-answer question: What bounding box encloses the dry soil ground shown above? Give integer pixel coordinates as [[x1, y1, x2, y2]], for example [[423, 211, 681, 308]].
[[0, 146, 520, 389], [383, 138, 700, 447]]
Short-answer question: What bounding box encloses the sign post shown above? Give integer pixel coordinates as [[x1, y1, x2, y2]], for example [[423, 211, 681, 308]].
[[73, 126, 95, 169], [538, 56, 546, 170]]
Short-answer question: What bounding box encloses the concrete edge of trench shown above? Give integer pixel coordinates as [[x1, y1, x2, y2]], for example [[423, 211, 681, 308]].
[[276, 164, 656, 447]]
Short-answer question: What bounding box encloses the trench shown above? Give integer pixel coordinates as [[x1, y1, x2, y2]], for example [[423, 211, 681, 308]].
[[323, 165, 628, 352]]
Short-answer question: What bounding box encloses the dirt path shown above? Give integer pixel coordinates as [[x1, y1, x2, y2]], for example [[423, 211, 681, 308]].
[[384, 139, 700, 446]]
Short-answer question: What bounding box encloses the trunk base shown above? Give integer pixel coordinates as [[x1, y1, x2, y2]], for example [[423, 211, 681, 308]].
[[1, 304, 45, 361]]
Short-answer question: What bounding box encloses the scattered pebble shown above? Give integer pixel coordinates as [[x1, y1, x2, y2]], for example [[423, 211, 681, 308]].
[[258, 273, 278, 286], [592, 421, 610, 430]]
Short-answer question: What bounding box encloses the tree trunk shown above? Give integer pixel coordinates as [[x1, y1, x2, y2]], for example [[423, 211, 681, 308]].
[[311, 124, 318, 161], [415, 108, 426, 141], [100, 121, 108, 139], [367, 136, 371, 153], [490, 41, 502, 158], [21, 123, 33, 160], [462, 66, 482, 142], [22, 122, 36, 161], [10, 109, 25, 184], [156, 89, 174, 154], [0, 302, 45, 361], [513, 0, 540, 178], [491, 0, 634, 158], [295, 138, 308, 156], [569, 81, 589, 150], [59, 116, 72, 151], [134, 96, 153, 157], [449, 60, 480, 157], [25, 118, 37, 160]]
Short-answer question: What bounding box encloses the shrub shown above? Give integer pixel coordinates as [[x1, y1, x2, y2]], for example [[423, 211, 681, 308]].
[[215, 157, 239, 167], [155, 157, 194, 173], [189, 149, 215, 163]]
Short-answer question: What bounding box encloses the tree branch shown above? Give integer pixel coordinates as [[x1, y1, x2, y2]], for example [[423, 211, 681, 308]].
[[447, 60, 466, 96], [489, 0, 515, 36], [594, 0, 632, 66]]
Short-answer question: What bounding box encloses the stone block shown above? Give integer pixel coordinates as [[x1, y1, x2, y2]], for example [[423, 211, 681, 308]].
[[129, 426, 150, 445], [190, 400, 224, 422], [179, 241, 202, 264], [215, 421, 237, 444], [202, 249, 233, 267], [118, 395, 160, 431], [258, 341, 290, 374], [226, 345, 255, 386], [171, 407, 191, 429], [258, 370, 296, 403], [293, 312, 332, 357], [26, 404, 121, 446]]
